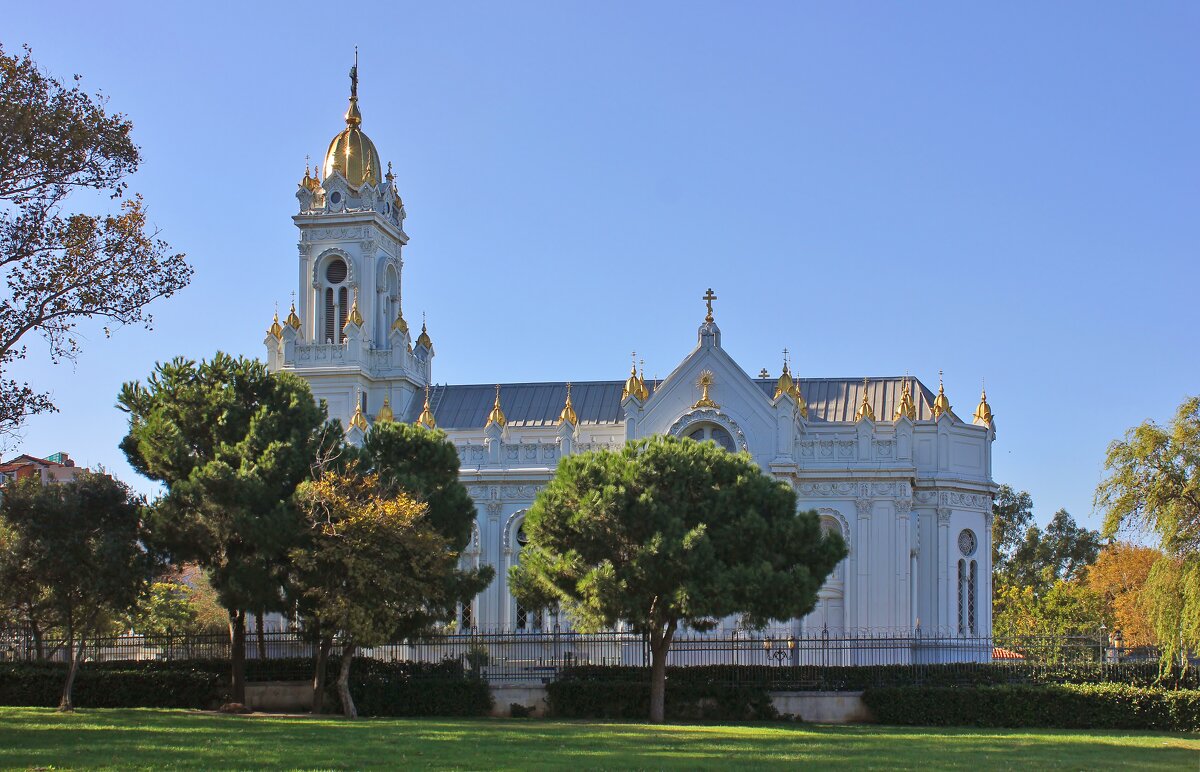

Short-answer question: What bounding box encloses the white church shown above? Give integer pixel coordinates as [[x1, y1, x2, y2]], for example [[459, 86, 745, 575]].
[[265, 69, 998, 640]]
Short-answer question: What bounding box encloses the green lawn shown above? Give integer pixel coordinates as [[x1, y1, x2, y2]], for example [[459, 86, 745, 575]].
[[0, 708, 1195, 770]]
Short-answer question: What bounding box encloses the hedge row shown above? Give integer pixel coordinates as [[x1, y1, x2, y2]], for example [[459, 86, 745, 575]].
[[863, 684, 1200, 732], [0, 658, 491, 716], [547, 667, 777, 720]]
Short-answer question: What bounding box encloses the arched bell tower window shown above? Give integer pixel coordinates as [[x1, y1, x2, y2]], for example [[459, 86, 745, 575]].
[[321, 258, 349, 343], [684, 423, 736, 452]]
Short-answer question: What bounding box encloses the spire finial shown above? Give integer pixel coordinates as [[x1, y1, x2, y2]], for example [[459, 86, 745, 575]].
[[932, 370, 952, 420], [345, 49, 362, 127], [973, 379, 993, 426], [417, 384, 437, 429], [558, 382, 578, 427], [703, 288, 717, 324], [350, 47, 359, 99], [856, 378, 875, 422], [486, 384, 506, 427]]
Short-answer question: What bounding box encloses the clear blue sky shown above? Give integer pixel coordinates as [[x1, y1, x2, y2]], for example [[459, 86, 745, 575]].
[[6, 2, 1198, 529]]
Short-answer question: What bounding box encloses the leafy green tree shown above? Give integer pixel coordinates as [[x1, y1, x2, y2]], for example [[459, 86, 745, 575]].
[[291, 468, 488, 718], [1097, 396, 1200, 666], [290, 421, 491, 713], [0, 473, 158, 710], [993, 579, 1109, 660], [1005, 508, 1102, 589], [118, 353, 335, 703], [0, 44, 191, 442], [510, 435, 846, 723], [992, 484, 1034, 577], [125, 567, 227, 637]]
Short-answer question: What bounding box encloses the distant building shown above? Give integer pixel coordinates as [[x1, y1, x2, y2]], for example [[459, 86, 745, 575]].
[[0, 452, 88, 486]]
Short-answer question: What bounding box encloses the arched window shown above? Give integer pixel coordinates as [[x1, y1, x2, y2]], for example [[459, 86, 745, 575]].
[[684, 423, 736, 452], [320, 258, 350, 343], [968, 560, 978, 635], [957, 559, 966, 635]]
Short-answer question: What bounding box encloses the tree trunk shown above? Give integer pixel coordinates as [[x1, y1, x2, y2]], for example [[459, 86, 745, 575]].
[[336, 641, 357, 719], [58, 632, 84, 712], [255, 611, 267, 661], [29, 620, 44, 661], [648, 621, 677, 724], [312, 635, 333, 715], [229, 609, 246, 705]]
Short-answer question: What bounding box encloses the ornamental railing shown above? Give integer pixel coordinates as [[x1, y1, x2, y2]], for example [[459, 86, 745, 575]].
[[1, 627, 1172, 688]]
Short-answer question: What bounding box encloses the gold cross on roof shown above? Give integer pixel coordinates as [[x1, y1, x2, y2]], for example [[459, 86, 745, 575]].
[[703, 288, 717, 323]]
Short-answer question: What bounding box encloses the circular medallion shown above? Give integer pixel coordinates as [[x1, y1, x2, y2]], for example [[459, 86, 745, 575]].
[[958, 529, 977, 557]]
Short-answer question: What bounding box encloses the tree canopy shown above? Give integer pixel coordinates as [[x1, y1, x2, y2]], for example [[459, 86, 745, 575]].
[[1096, 396, 1200, 665], [118, 353, 335, 702], [0, 472, 158, 710], [290, 468, 489, 718], [0, 44, 191, 441], [510, 435, 846, 722]]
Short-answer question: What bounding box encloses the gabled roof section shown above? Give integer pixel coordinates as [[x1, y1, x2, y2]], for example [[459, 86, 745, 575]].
[[403, 381, 626, 429]]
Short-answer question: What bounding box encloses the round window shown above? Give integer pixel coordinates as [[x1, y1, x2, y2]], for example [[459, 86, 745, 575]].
[[958, 529, 977, 557], [325, 259, 347, 284], [330, 191, 342, 204]]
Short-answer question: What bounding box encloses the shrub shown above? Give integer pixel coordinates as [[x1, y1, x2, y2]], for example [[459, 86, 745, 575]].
[[863, 684, 1200, 731], [0, 657, 492, 716], [548, 666, 777, 720]]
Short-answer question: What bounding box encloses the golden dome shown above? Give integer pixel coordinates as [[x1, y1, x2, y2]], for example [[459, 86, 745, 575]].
[[417, 386, 437, 429], [486, 385, 506, 428], [894, 378, 917, 421], [931, 371, 952, 420], [621, 360, 649, 402], [855, 379, 876, 422], [416, 321, 432, 349], [323, 60, 382, 189], [285, 303, 302, 330], [558, 383, 578, 427], [376, 396, 395, 423], [973, 388, 993, 426], [267, 313, 283, 340]]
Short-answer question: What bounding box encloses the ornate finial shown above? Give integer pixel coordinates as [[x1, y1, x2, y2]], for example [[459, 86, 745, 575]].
[[772, 352, 795, 401], [702, 288, 717, 324], [344, 289, 364, 329], [349, 392, 369, 432], [417, 385, 437, 429], [693, 370, 719, 409], [639, 359, 651, 399], [416, 314, 432, 348], [345, 49, 363, 128], [558, 382, 578, 427], [391, 300, 409, 334], [268, 309, 283, 340], [285, 302, 301, 331], [931, 370, 952, 420], [622, 353, 648, 401], [386, 160, 394, 182], [855, 378, 876, 422], [486, 384, 506, 428], [376, 396, 395, 423], [894, 377, 917, 421], [759, 368, 770, 379], [973, 381, 993, 426]]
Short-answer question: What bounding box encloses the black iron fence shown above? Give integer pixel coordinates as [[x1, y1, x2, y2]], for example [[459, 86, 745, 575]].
[[1, 627, 1164, 688]]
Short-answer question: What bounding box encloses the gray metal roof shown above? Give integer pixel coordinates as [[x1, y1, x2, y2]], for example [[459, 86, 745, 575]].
[[409, 376, 955, 429]]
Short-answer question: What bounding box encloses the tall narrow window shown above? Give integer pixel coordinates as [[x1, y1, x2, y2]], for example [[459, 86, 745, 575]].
[[337, 287, 348, 341], [957, 559, 966, 635], [968, 560, 978, 635], [324, 288, 335, 343], [460, 600, 473, 631]]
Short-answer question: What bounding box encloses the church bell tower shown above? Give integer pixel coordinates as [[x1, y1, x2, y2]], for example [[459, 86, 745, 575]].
[[265, 55, 433, 439]]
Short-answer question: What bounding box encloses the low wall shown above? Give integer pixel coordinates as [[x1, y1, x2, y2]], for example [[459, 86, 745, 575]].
[[245, 681, 312, 713], [770, 691, 872, 723], [243, 680, 871, 723], [491, 684, 549, 717]]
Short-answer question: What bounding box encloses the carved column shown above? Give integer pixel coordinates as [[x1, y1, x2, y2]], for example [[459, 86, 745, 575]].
[[896, 498, 912, 631], [937, 506, 952, 632], [855, 497, 873, 629]]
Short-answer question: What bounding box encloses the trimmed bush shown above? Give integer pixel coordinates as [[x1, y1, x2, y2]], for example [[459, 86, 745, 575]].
[[0, 657, 492, 716], [863, 683, 1200, 731], [548, 666, 777, 720]]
